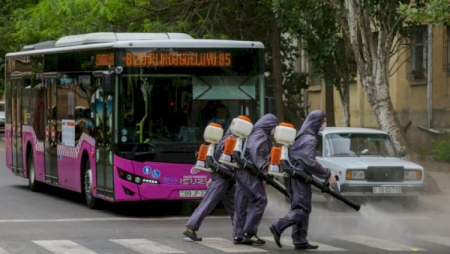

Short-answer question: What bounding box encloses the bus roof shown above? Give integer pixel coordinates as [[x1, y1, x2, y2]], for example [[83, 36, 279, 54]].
[[6, 32, 264, 57]]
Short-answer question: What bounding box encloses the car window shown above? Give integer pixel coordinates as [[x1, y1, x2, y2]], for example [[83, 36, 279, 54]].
[[0, 103, 4, 111], [325, 133, 397, 157]]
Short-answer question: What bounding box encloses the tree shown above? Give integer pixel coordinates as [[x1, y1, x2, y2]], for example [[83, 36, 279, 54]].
[[13, 0, 303, 123], [274, 0, 357, 127], [0, 0, 40, 100], [343, 0, 410, 156]]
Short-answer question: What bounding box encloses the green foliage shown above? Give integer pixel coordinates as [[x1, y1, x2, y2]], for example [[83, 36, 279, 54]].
[[398, 0, 450, 25], [5, 0, 307, 118], [416, 146, 430, 161], [431, 133, 450, 162], [274, 0, 356, 87], [12, 0, 131, 44]]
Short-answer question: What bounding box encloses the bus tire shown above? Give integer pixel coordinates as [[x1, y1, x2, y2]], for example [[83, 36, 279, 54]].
[[27, 153, 40, 192], [83, 161, 98, 209]]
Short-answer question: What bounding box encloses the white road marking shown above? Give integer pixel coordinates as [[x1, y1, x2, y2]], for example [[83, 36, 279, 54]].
[[0, 214, 430, 224], [111, 239, 185, 253], [261, 236, 345, 251], [33, 240, 98, 254], [185, 237, 267, 252]]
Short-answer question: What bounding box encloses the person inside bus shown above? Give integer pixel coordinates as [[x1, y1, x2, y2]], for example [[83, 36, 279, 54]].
[[183, 127, 239, 242], [233, 113, 278, 245], [207, 103, 231, 131]]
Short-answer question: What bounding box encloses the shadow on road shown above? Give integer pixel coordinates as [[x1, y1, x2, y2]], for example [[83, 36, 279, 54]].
[[12, 183, 228, 218]]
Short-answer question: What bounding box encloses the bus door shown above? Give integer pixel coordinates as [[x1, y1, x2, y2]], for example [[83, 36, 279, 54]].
[[11, 73, 24, 175], [43, 73, 58, 184], [93, 74, 114, 199]]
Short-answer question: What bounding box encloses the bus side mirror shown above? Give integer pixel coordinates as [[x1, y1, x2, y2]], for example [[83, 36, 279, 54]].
[[103, 72, 115, 95]]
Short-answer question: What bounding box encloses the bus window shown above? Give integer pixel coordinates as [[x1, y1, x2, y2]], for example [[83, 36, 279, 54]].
[[117, 76, 257, 158]]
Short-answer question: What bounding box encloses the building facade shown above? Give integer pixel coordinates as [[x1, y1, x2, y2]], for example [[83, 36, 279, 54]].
[[305, 25, 450, 150]]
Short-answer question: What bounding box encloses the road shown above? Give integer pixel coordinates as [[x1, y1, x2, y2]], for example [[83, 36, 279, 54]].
[[0, 136, 449, 253]]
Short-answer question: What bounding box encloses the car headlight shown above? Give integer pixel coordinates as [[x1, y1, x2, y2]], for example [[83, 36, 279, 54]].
[[404, 170, 422, 180], [346, 170, 366, 180]]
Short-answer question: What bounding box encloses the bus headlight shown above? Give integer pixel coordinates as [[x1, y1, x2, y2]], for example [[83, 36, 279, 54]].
[[404, 170, 422, 180], [346, 170, 366, 180], [118, 168, 160, 185], [126, 174, 133, 181]]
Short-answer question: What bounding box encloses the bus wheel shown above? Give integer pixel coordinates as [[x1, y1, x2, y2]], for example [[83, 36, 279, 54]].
[[83, 161, 98, 209], [28, 153, 40, 192]]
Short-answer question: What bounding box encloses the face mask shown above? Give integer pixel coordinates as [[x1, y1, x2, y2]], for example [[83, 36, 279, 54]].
[[319, 122, 327, 131], [216, 118, 225, 124]]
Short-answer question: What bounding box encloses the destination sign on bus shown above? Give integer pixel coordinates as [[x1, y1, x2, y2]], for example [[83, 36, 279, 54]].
[[96, 53, 114, 66], [121, 52, 232, 67]]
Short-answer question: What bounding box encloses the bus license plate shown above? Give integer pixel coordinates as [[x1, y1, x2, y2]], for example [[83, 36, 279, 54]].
[[180, 190, 206, 198], [373, 187, 402, 194]]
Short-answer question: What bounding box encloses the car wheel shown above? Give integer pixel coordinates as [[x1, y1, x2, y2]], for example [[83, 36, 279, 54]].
[[28, 153, 41, 192], [83, 161, 98, 209]]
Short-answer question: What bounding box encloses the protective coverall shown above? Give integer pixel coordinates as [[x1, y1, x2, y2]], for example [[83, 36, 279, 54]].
[[234, 113, 278, 244], [270, 110, 331, 249], [184, 129, 236, 240]]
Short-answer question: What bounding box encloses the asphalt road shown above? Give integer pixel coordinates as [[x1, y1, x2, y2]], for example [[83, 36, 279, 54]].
[[0, 136, 449, 253]]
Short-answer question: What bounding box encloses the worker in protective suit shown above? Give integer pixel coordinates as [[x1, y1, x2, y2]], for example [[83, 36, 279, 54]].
[[183, 128, 237, 241], [234, 113, 278, 245], [269, 110, 336, 250]]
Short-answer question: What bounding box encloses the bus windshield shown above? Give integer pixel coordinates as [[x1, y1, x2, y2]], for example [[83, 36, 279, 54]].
[[115, 48, 263, 161]]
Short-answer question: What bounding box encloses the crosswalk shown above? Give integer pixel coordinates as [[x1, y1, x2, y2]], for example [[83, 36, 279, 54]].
[[0, 234, 448, 253]]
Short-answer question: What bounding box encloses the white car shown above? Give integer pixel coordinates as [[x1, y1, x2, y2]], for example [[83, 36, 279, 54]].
[[315, 127, 424, 209], [0, 101, 5, 133]]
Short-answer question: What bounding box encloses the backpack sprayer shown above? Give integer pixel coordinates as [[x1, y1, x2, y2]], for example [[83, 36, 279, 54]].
[[194, 123, 234, 179], [219, 116, 253, 168], [220, 116, 289, 197], [268, 123, 360, 211]]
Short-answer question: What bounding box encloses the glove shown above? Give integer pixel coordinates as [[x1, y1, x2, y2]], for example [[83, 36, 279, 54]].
[[327, 172, 337, 188]]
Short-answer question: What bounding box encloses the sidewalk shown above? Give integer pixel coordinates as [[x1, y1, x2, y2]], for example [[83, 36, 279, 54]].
[[420, 171, 450, 212]]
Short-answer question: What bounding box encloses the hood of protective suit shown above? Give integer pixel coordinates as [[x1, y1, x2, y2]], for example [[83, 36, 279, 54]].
[[297, 110, 325, 137], [244, 114, 278, 170], [253, 113, 278, 135]]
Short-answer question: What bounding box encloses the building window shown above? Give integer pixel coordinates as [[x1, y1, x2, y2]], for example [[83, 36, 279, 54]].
[[408, 27, 427, 80], [444, 26, 450, 72]]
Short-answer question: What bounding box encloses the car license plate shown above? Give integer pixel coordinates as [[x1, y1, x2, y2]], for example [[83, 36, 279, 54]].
[[373, 187, 402, 194], [180, 190, 207, 198]]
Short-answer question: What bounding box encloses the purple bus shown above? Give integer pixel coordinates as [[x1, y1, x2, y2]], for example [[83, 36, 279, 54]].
[[4, 32, 265, 208]]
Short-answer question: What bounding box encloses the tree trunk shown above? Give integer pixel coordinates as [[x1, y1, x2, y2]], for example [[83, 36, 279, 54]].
[[345, 0, 409, 156], [337, 85, 351, 127], [271, 12, 285, 121], [372, 58, 409, 156], [325, 83, 336, 126]]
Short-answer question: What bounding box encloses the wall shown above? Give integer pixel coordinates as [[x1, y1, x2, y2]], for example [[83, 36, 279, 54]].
[[306, 25, 450, 150]]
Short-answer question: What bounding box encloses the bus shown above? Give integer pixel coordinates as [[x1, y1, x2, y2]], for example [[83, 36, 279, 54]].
[[4, 32, 266, 208]]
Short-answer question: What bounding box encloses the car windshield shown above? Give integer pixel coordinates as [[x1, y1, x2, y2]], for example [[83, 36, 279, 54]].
[[324, 133, 397, 157]]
